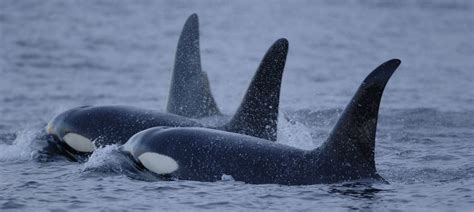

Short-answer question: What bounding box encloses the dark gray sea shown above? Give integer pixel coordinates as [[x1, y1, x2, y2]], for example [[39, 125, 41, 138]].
[[1, 0, 473, 211]]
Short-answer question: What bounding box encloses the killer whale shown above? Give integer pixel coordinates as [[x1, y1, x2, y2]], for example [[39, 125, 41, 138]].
[[44, 14, 289, 161], [122, 59, 401, 185]]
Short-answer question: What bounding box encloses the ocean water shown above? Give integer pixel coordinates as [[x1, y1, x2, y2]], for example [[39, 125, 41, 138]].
[[1, 0, 473, 211]]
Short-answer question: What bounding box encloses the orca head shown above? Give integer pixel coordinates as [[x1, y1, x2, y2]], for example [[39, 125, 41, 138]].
[[46, 104, 205, 161], [46, 105, 140, 155], [122, 127, 179, 175], [46, 105, 198, 159], [46, 105, 98, 155]]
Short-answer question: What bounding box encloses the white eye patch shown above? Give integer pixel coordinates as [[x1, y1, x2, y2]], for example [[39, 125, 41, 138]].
[[63, 133, 96, 153], [138, 152, 178, 174]]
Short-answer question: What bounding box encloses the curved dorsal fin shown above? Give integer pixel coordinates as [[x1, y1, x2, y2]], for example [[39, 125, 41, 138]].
[[166, 14, 221, 118], [224, 39, 289, 141], [317, 59, 401, 176]]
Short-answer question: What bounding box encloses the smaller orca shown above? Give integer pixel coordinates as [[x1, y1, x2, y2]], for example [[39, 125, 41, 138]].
[[122, 59, 401, 185], [45, 14, 289, 161]]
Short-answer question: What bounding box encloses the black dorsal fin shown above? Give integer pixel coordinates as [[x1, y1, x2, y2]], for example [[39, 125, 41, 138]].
[[224, 39, 289, 141], [317, 59, 401, 176], [166, 13, 221, 118]]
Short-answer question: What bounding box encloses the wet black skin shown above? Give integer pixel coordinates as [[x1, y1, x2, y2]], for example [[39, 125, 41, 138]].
[[123, 59, 401, 185], [45, 105, 202, 161], [47, 105, 202, 146], [124, 127, 385, 185]]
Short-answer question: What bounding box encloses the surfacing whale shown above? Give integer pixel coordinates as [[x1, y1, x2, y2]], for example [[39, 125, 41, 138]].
[[44, 14, 289, 161], [122, 59, 401, 185]]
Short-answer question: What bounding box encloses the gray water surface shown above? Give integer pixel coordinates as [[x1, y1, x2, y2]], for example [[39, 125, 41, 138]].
[[1, 0, 473, 211]]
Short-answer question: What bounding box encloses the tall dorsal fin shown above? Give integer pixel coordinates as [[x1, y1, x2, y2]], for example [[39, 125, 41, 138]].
[[317, 59, 401, 176], [224, 39, 289, 141], [166, 14, 221, 118]]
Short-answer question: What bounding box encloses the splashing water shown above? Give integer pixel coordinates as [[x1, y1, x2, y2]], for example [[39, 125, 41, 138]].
[[0, 129, 39, 162], [81, 144, 122, 173], [278, 113, 316, 150]]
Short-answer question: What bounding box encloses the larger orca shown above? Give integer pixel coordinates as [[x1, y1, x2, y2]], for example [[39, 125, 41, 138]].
[[122, 59, 401, 185], [45, 14, 289, 161]]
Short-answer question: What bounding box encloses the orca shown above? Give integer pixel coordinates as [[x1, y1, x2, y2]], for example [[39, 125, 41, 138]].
[[44, 14, 289, 161], [121, 59, 401, 185]]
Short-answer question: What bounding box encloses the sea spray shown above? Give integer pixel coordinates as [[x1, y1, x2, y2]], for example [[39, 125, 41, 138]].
[[278, 113, 315, 150], [81, 144, 123, 174], [0, 129, 38, 161]]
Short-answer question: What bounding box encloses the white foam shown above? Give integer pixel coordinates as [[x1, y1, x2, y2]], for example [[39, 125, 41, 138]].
[[277, 113, 315, 150], [221, 174, 235, 181], [81, 144, 120, 171], [138, 152, 178, 174], [0, 130, 37, 162]]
